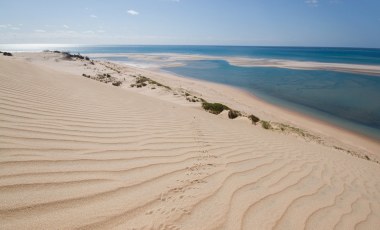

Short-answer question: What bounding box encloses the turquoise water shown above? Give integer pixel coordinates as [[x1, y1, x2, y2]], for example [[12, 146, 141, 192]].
[[1, 44, 380, 139], [163, 60, 380, 139], [2, 44, 380, 65]]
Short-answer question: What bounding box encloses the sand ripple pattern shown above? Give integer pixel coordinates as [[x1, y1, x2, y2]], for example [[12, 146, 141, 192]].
[[1, 58, 380, 230]]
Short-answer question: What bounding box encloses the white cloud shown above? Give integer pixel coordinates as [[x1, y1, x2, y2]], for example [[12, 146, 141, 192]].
[[306, 0, 318, 6], [0, 25, 7, 28], [34, 29, 46, 33], [63, 24, 69, 29], [97, 30, 106, 33], [90, 14, 97, 18], [127, 10, 139, 15], [11, 27, 20, 30], [83, 30, 94, 34]]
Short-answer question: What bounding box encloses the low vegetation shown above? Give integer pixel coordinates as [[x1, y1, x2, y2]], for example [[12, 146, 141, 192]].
[[202, 102, 230, 115], [112, 81, 122, 86], [60, 52, 90, 62], [261, 120, 272, 129], [81, 72, 122, 86], [228, 110, 241, 119], [248, 114, 260, 124], [2, 52, 12, 56], [130, 75, 171, 90]]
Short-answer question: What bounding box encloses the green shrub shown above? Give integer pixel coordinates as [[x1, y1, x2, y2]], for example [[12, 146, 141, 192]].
[[136, 76, 149, 84], [261, 120, 272, 129], [248, 114, 260, 124], [228, 110, 241, 119], [112, 81, 122, 86], [202, 102, 229, 115]]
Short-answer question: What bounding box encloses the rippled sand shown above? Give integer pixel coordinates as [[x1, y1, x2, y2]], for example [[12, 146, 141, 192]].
[[1, 54, 379, 229]]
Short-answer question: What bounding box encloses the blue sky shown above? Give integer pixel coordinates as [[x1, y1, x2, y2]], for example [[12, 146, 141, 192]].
[[1, 0, 379, 47]]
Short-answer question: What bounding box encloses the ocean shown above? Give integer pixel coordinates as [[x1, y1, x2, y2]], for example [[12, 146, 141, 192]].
[[1, 44, 380, 140]]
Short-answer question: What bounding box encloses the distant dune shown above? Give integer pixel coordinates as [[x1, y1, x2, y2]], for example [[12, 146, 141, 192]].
[[1, 53, 379, 229]]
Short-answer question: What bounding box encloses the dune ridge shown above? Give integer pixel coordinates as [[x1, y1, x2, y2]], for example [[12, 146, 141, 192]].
[[1, 55, 380, 229]]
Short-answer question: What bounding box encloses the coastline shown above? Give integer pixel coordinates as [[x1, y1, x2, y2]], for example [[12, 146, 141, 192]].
[[1, 51, 380, 229], [90, 52, 380, 76], [151, 67, 380, 159], [8, 51, 379, 159]]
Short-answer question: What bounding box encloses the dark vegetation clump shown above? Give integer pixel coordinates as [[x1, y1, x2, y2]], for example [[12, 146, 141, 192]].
[[112, 81, 122, 86], [100, 73, 111, 78], [248, 114, 260, 124], [61, 52, 90, 61], [82, 73, 90, 78], [261, 120, 272, 129], [228, 110, 241, 119], [136, 76, 149, 84], [130, 75, 171, 90], [3, 52, 12, 56], [202, 102, 230, 115]]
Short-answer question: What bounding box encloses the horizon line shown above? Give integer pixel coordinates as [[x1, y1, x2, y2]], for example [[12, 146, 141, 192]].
[[1, 43, 380, 50]]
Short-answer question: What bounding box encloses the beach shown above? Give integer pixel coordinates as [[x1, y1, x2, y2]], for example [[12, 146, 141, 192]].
[[90, 52, 380, 76], [1, 52, 380, 229]]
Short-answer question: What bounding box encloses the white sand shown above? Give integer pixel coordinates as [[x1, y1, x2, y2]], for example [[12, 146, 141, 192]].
[[1, 52, 380, 229], [90, 53, 380, 76]]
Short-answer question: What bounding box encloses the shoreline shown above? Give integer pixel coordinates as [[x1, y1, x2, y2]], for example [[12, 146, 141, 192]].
[[89, 52, 380, 76], [80, 52, 380, 160], [159, 67, 380, 139], [5, 51, 380, 159], [153, 67, 380, 157]]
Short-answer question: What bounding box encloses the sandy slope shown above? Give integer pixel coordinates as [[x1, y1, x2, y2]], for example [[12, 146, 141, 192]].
[[1, 55, 380, 230]]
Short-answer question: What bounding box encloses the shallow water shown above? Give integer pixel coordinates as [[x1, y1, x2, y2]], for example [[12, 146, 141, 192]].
[[2, 44, 380, 65], [164, 60, 380, 140]]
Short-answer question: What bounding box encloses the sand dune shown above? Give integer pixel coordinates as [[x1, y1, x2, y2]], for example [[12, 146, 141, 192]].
[[1, 55, 380, 229]]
